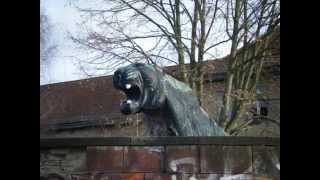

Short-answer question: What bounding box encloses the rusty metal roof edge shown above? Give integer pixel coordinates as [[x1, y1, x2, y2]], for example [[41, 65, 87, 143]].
[[40, 136, 280, 148]]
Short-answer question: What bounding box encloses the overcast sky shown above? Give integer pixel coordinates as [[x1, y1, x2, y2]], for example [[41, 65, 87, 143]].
[[41, 0, 84, 85], [40, 0, 231, 85]]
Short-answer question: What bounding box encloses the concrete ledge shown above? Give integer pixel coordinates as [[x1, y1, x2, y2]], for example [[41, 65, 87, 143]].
[[40, 136, 280, 148]]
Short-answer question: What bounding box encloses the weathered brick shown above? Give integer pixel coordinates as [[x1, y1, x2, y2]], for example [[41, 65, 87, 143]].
[[93, 173, 144, 180], [124, 146, 164, 172], [40, 173, 67, 180], [87, 146, 124, 172], [252, 146, 280, 180], [145, 173, 180, 180], [71, 174, 93, 180], [120, 173, 145, 180], [181, 174, 253, 180], [40, 148, 87, 177], [166, 145, 199, 173], [181, 173, 220, 180], [252, 176, 273, 180], [220, 174, 253, 180], [92, 173, 114, 180], [200, 145, 252, 174]]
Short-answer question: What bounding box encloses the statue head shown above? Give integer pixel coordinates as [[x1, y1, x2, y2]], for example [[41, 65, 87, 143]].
[[113, 63, 166, 115], [113, 63, 226, 136]]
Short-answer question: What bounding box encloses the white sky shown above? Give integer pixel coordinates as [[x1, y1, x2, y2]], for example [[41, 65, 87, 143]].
[[40, 0, 231, 85], [41, 0, 86, 85]]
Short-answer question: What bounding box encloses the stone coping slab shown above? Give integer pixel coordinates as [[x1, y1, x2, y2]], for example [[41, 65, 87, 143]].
[[40, 136, 279, 148]]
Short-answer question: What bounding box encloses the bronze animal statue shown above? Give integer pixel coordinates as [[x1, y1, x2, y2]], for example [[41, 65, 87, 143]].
[[113, 63, 226, 136]]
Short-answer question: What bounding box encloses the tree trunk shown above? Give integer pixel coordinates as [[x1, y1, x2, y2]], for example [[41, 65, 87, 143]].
[[194, 0, 206, 105], [175, 0, 187, 82], [220, 0, 242, 128], [189, 0, 199, 89]]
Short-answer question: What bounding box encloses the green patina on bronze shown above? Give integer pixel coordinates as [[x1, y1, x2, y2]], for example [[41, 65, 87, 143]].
[[113, 63, 226, 136]]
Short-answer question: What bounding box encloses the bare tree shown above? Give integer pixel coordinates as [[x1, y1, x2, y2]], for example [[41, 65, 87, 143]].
[[69, 0, 280, 135], [69, 0, 230, 104], [40, 5, 57, 82], [218, 0, 280, 135]]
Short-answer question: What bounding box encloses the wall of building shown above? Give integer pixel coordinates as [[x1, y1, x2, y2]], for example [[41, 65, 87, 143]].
[[200, 76, 280, 137], [40, 137, 280, 180], [40, 76, 146, 137], [40, 70, 279, 138]]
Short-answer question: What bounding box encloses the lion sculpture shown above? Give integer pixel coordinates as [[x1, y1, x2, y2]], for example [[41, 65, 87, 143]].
[[113, 63, 226, 136]]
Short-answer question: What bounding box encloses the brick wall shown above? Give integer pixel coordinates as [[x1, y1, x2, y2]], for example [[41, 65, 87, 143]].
[[40, 137, 280, 180]]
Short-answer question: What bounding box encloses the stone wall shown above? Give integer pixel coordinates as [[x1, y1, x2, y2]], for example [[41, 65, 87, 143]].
[[40, 137, 280, 180]]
